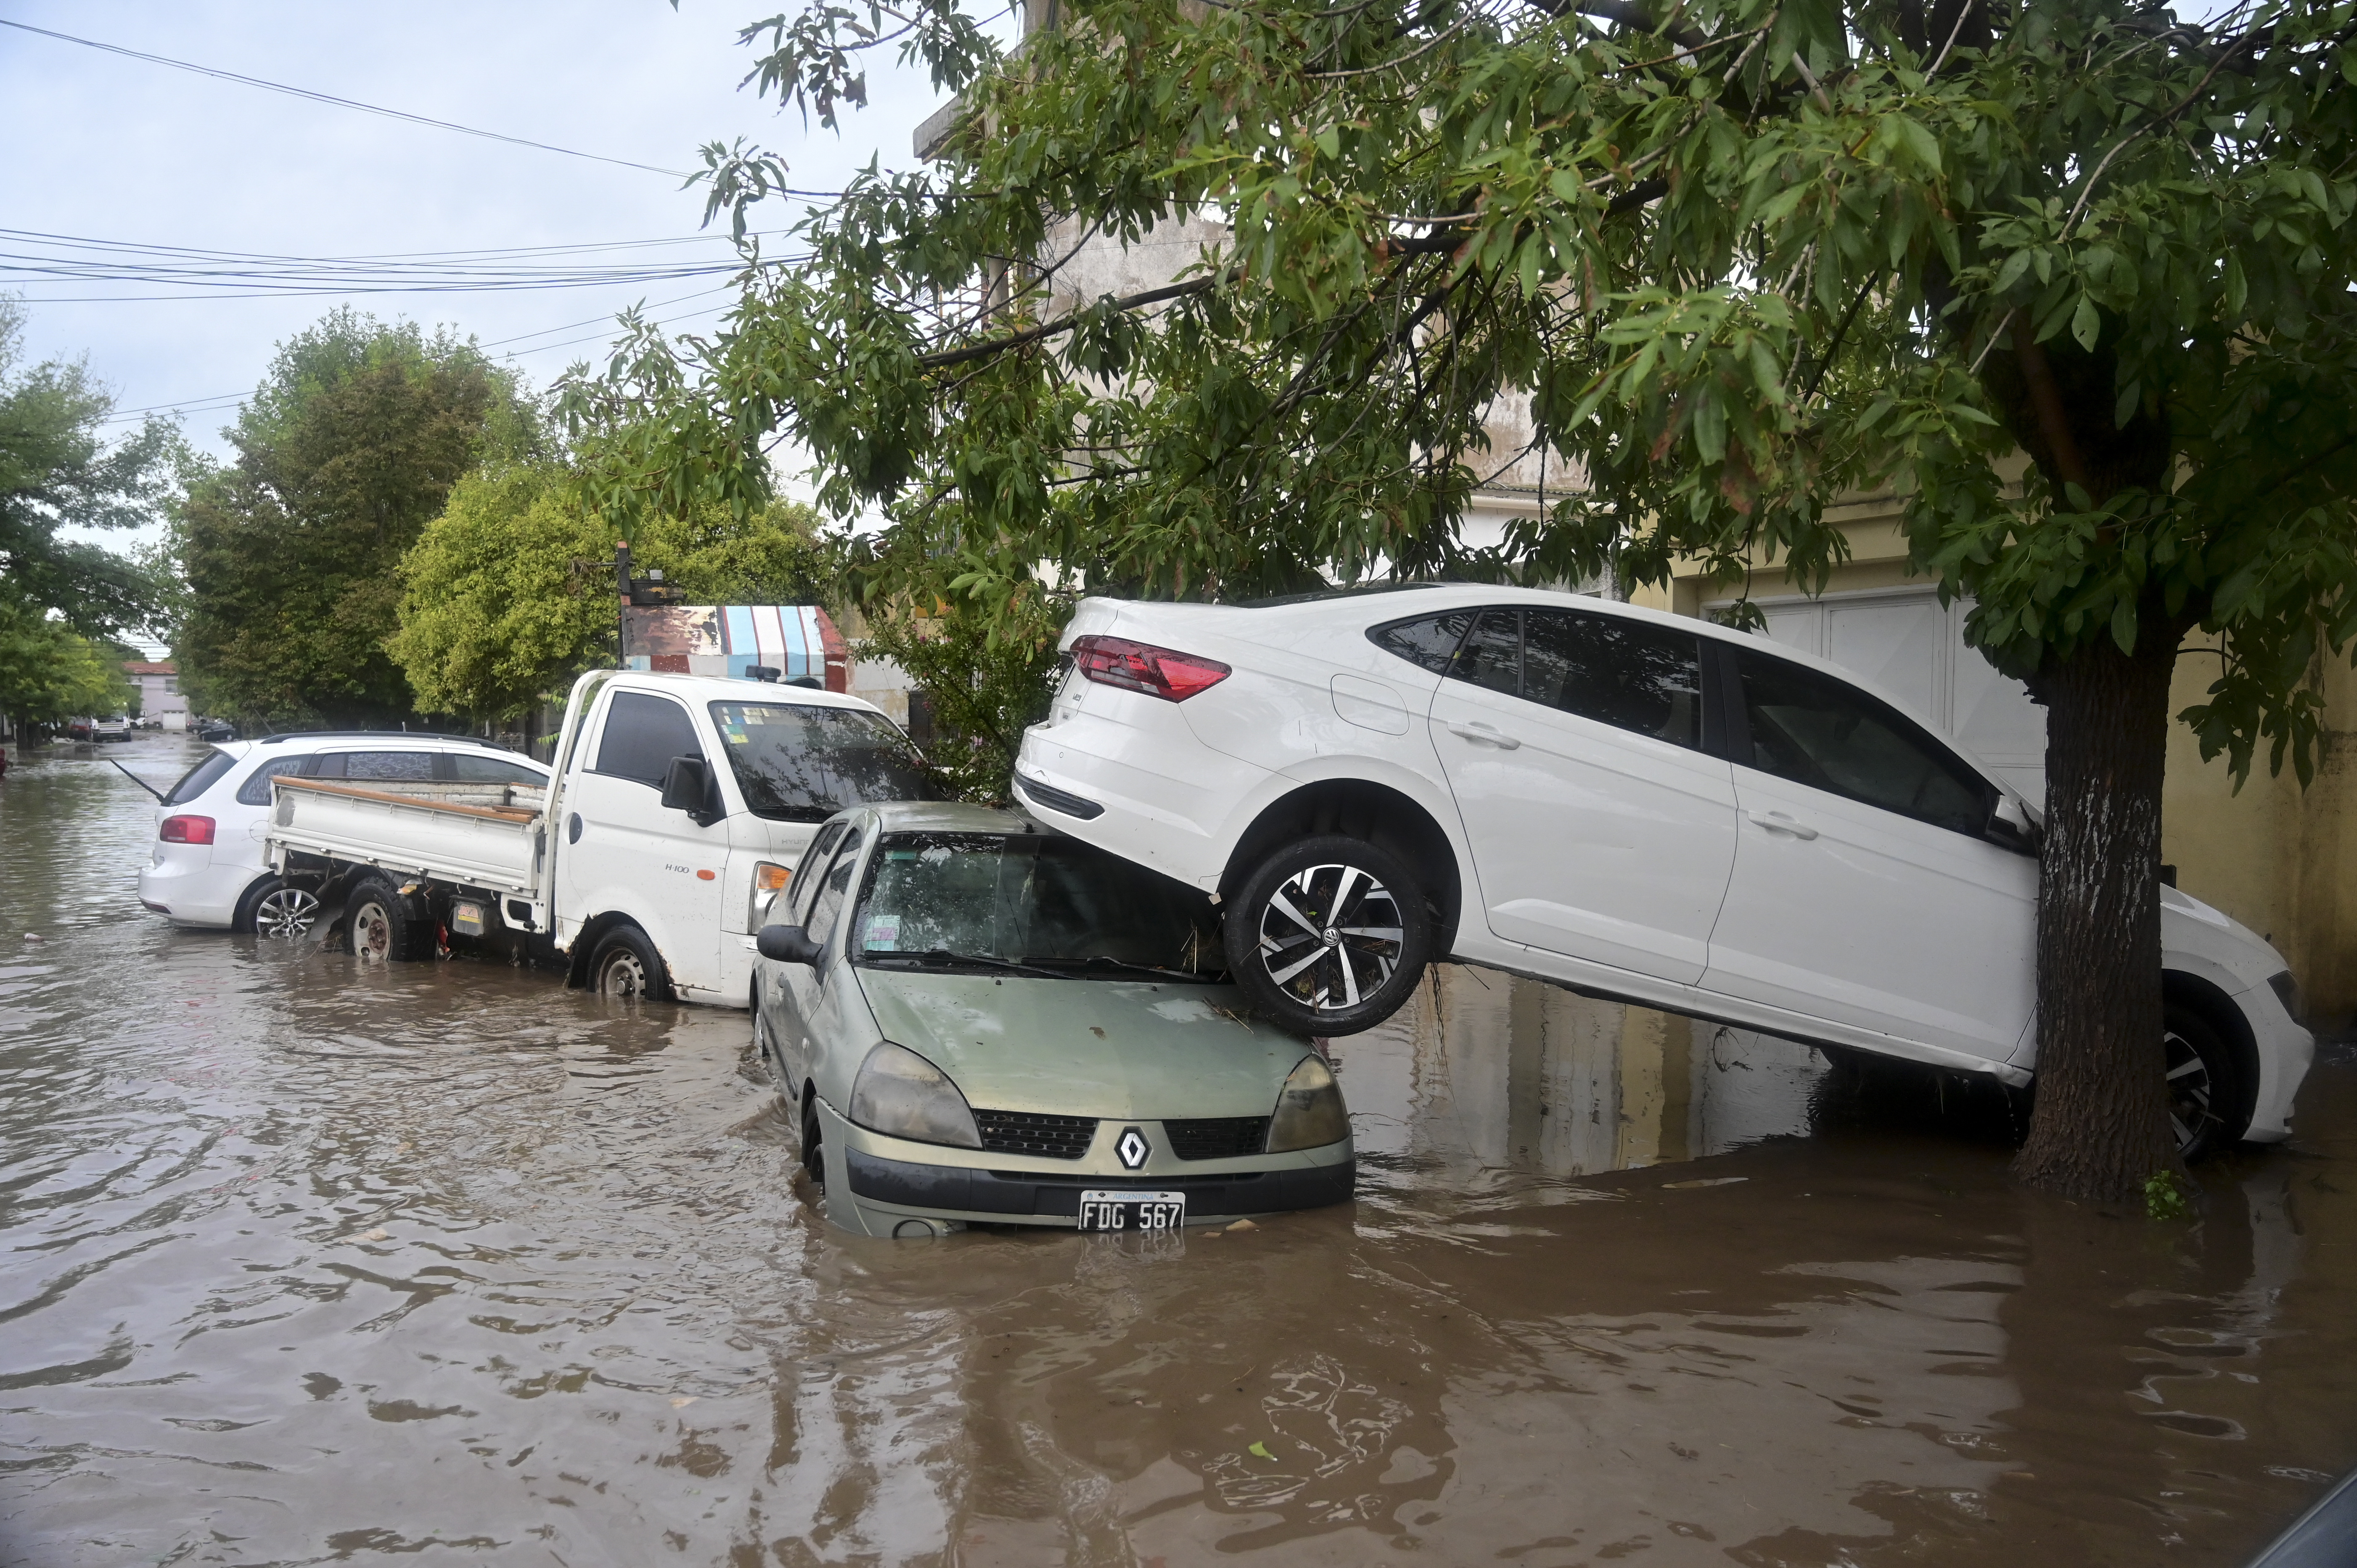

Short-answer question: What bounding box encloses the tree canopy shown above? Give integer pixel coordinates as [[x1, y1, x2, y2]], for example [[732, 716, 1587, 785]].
[[176, 309, 545, 728], [580, 0, 2357, 1199]]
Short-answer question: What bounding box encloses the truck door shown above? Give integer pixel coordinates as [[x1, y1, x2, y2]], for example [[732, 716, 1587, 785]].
[[557, 688, 731, 997]]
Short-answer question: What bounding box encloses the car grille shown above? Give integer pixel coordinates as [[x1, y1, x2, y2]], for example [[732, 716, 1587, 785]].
[[1164, 1116, 1270, 1160], [973, 1109, 1097, 1160]]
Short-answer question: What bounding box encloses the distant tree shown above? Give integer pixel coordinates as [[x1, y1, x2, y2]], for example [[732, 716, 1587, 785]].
[[389, 460, 836, 722], [0, 595, 133, 729], [175, 309, 544, 729]]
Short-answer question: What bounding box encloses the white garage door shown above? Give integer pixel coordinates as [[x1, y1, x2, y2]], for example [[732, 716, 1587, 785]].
[[1708, 588, 2048, 803]]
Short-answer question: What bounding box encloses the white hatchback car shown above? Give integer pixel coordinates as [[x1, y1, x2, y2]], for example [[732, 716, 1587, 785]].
[[1013, 585, 2315, 1157], [138, 734, 549, 936]]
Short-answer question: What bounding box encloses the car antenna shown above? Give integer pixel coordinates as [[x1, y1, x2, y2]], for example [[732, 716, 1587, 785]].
[[103, 757, 167, 802]]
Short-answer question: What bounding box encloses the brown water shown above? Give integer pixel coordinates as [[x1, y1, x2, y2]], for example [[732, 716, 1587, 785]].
[[3, 735, 2352, 1567]]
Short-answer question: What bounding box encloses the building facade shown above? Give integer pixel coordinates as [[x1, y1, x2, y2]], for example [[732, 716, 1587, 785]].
[[122, 661, 189, 730]]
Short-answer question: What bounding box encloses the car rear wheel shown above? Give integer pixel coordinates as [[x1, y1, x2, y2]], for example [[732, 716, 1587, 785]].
[[348, 876, 432, 962], [236, 876, 323, 939], [1225, 833, 1431, 1036], [2165, 1001, 2244, 1161], [588, 925, 671, 1002]]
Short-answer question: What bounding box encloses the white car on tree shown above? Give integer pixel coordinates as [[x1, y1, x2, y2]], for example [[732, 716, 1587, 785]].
[[1012, 584, 2314, 1158]]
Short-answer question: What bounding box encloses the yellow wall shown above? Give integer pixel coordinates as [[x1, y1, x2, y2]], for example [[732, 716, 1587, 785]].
[[1633, 500, 2357, 1024]]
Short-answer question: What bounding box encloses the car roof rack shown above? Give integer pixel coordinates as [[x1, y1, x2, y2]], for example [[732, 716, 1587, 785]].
[[253, 730, 511, 749]]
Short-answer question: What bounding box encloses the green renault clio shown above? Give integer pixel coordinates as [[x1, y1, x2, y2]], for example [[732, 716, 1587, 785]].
[[752, 803, 1354, 1237]]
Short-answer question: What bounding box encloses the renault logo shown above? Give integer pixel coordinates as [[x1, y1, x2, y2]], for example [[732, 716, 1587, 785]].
[[1115, 1126, 1151, 1170]]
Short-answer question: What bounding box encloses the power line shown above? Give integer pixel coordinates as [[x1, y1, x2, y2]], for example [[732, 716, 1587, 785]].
[[0, 18, 696, 180]]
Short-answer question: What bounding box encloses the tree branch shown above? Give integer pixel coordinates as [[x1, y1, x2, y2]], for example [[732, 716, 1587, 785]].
[[916, 276, 1214, 369]]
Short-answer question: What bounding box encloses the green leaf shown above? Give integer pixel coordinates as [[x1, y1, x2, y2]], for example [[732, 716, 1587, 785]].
[[2111, 596, 2138, 656], [2070, 294, 2100, 353]]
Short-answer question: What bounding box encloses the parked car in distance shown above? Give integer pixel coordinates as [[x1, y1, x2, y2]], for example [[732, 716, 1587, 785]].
[[138, 734, 549, 936], [752, 802, 1355, 1237], [68, 715, 132, 742], [1013, 584, 2315, 1160]]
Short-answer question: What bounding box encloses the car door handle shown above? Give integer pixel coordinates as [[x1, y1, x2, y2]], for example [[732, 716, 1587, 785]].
[[1747, 809, 1819, 841], [1444, 720, 1521, 750]]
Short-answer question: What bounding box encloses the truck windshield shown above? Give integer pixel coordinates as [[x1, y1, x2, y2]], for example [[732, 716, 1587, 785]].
[[707, 702, 934, 822], [850, 831, 1226, 982]]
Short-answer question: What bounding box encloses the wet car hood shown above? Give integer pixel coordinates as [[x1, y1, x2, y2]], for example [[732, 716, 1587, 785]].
[[854, 970, 1312, 1120]]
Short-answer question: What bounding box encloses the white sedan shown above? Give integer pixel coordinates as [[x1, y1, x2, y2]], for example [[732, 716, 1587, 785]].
[[1012, 584, 2313, 1157]]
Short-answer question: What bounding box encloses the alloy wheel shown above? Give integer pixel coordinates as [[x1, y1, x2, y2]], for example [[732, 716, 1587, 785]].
[[352, 902, 394, 962], [2164, 1024, 2218, 1156], [1254, 862, 1407, 1015], [254, 886, 321, 940]]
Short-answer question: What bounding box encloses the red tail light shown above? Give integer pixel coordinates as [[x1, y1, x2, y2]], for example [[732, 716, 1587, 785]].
[[1071, 635, 1231, 702], [159, 814, 216, 845]]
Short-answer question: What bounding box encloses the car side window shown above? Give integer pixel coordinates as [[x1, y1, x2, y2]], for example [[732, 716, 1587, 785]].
[[1447, 608, 1521, 696], [450, 753, 545, 785], [1735, 652, 1992, 835], [802, 827, 865, 947], [594, 693, 704, 788], [317, 751, 437, 782], [235, 756, 312, 806], [1369, 609, 1476, 674], [1523, 609, 1704, 749], [790, 822, 847, 924]]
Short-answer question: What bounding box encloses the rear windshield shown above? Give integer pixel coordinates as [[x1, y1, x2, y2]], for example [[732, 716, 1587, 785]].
[[849, 831, 1224, 982], [708, 702, 934, 822], [163, 749, 238, 806]]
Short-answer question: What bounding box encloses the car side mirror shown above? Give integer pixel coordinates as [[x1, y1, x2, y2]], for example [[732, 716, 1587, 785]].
[[757, 923, 823, 965], [1987, 795, 2042, 855], [659, 755, 716, 822]]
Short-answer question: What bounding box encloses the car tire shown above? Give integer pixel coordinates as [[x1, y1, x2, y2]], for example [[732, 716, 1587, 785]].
[[235, 876, 323, 939], [348, 875, 432, 962], [1224, 833, 1431, 1036], [2165, 1001, 2244, 1161], [799, 1092, 827, 1190], [588, 924, 672, 1002]]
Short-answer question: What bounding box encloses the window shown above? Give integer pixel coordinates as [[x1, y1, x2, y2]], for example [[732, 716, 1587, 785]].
[[450, 753, 545, 785], [802, 826, 865, 945], [790, 822, 848, 924], [164, 750, 237, 806], [706, 702, 932, 822], [1368, 609, 1476, 675], [594, 693, 704, 788], [1522, 610, 1704, 749], [314, 751, 437, 782], [235, 756, 313, 806], [851, 832, 1223, 980], [1736, 653, 1992, 835], [1449, 608, 1522, 696]]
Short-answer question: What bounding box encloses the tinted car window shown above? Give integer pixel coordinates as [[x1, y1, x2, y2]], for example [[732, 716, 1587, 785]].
[[1369, 609, 1476, 675], [1523, 610, 1704, 749], [594, 693, 703, 788], [708, 702, 932, 822], [790, 822, 848, 924], [1737, 653, 1992, 834], [235, 756, 312, 806], [165, 749, 238, 806], [1450, 608, 1521, 696], [802, 826, 865, 947], [450, 753, 545, 785], [315, 751, 437, 782], [852, 832, 1223, 981]]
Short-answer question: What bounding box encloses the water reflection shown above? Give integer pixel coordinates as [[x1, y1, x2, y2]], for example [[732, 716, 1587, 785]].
[[1, 736, 2351, 1568]]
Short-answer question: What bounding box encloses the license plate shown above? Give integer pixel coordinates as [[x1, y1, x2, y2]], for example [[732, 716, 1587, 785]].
[[1078, 1190, 1186, 1232]]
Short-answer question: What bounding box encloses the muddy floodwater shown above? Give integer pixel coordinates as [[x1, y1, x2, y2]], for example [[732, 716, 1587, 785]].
[[3, 737, 2353, 1567]]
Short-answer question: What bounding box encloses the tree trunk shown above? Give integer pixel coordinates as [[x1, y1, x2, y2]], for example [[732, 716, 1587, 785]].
[[2012, 626, 2182, 1201]]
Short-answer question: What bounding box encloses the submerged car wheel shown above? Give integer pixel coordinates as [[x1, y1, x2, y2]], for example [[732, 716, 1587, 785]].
[[589, 925, 671, 1002], [236, 876, 322, 939], [1225, 833, 1431, 1036], [2165, 1002, 2243, 1161], [347, 876, 431, 962], [799, 1092, 826, 1190]]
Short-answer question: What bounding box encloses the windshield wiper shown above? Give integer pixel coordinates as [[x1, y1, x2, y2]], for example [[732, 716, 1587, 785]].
[[862, 949, 1074, 980], [1024, 955, 1226, 984]]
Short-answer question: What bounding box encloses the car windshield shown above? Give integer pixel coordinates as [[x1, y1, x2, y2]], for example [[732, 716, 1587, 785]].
[[162, 749, 238, 806], [708, 702, 936, 822], [849, 831, 1226, 982]]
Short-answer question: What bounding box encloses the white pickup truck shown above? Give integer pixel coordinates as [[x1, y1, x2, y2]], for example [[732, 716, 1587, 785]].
[[264, 668, 930, 1007]]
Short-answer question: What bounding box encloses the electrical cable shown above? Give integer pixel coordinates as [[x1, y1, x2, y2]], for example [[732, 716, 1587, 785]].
[[0, 18, 695, 179]]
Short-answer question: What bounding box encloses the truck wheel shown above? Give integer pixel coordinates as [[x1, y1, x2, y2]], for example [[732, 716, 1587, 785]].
[[1223, 833, 1430, 1037], [2165, 1001, 2244, 1161], [589, 925, 672, 1001], [236, 876, 322, 939], [348, 875, 431, 962]]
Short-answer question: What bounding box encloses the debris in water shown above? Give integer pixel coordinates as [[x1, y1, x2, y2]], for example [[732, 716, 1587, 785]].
[[1226, 1219, 1257, 1232], [1248, 1441, 1274, 1460], [359, 1228, 389, 1241], [1662, 1177, 1748, 1190]]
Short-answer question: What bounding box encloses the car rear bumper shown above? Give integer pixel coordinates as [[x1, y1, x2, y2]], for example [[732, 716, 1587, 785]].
[[136, 851, 244, 928], [1014, 698, 1272, 891]]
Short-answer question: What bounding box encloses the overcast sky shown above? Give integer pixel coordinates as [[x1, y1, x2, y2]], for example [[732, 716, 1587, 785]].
[[0, 0, 975, 472]]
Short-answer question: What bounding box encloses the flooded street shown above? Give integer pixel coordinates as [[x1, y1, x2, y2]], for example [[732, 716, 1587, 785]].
[[3, 737, 2353, 1567]]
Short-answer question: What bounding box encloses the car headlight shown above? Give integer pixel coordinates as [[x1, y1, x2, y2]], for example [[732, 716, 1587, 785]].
[[1266, 1054, 1349, 1152], [849, 1042, 981, 1148]]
